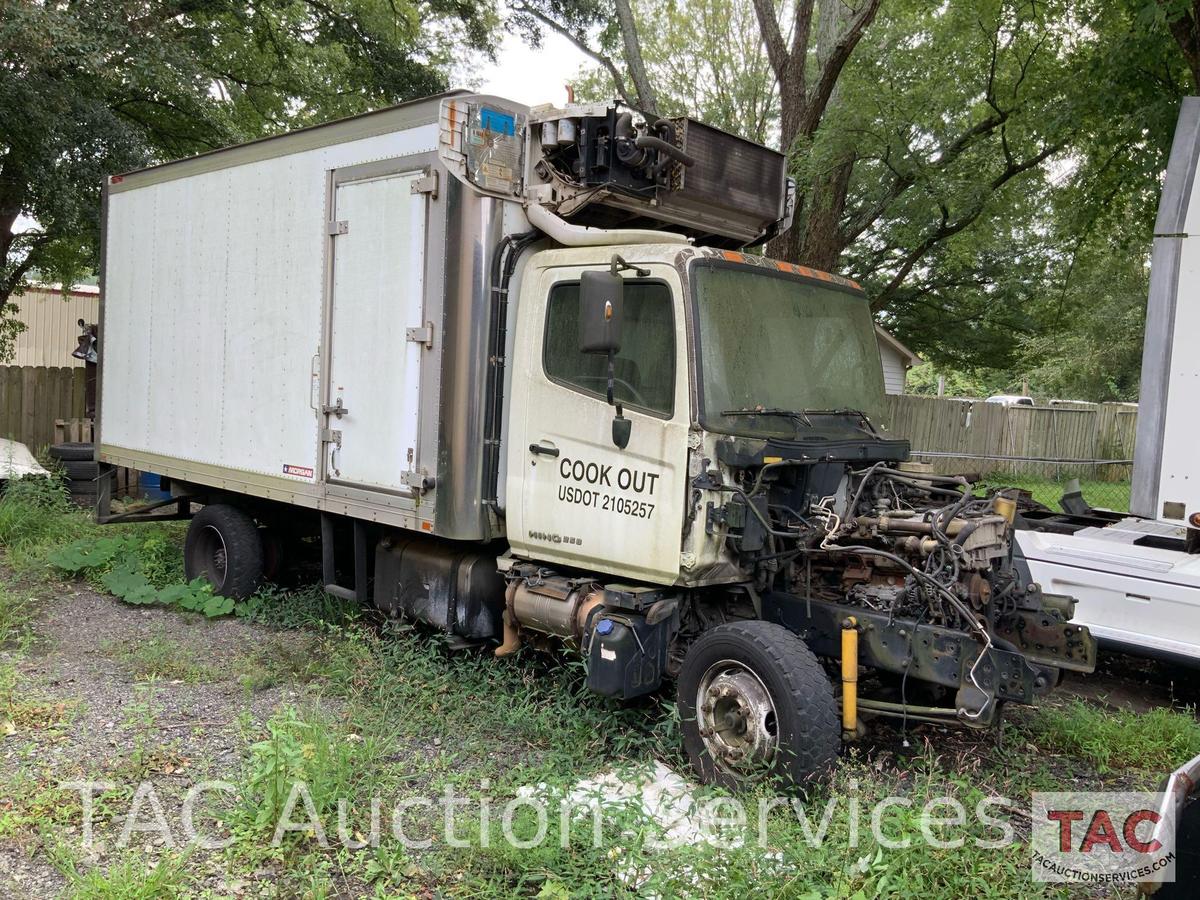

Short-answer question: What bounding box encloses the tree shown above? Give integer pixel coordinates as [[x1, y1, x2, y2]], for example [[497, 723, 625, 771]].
[[748, 0, 879, 263], [0, 0, 495, 362], [1016, 244, 1149, 402], [1158, 0, 1200, 86], [562, 0, 1191, 385], [569, 0, 779, 142], [509, 0, 658, 111]]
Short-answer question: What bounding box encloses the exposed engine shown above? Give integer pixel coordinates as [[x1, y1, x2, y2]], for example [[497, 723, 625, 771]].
[[695, 432, 1097, 724]]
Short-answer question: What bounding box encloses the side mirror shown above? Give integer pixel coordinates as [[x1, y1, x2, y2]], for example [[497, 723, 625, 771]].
[[612, 414, 632, 450], [578, 270, 623, 354]]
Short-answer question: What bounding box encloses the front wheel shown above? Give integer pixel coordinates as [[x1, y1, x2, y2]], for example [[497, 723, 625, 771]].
[[184, 504, 264, 599], [678, 620, 839, 791]]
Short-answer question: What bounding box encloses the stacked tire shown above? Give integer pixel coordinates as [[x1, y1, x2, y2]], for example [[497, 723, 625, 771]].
[[49, 442, 98, 499]]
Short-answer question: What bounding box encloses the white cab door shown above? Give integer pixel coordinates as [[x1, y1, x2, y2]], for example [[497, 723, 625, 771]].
[[506, 264, 690, 584], [325, 170, 426, 492]]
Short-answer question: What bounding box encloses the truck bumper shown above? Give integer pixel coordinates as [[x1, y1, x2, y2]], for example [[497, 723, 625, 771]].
[[760, 591, 1096, 724]]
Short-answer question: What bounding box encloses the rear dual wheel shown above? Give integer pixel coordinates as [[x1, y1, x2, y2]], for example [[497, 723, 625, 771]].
[[678, 620, 839, 790], [184, 505, 264, 599]]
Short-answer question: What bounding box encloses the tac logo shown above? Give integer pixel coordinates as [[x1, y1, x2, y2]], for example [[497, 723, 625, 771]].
[[1032, 792, 1176, 884]]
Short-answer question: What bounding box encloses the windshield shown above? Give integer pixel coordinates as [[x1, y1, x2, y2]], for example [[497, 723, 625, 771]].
[[692, 263, 886, 438]]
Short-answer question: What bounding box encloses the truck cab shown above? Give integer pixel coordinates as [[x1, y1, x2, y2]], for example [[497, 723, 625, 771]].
[[505, 244, 887, 589]]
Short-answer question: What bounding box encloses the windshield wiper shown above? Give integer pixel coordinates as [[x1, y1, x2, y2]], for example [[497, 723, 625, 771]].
[[720, 407, 814, 427], [798, 408, 880, 437], [721, 407, 881, 437]]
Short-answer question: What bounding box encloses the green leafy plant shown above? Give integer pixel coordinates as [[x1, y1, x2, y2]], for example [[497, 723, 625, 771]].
[[49, 536, 230, 616], [48, 536, 137, 574]]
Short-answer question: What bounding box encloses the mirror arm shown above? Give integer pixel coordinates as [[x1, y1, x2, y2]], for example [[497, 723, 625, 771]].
[[606, 350, 616, 406], [610, 254, 650, 278]]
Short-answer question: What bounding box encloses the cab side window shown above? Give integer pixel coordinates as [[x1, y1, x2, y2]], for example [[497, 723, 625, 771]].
[[543, 280, 675, 416]]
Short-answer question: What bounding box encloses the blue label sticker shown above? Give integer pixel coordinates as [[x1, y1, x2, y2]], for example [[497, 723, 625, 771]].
[[480, 107, 516, 136]]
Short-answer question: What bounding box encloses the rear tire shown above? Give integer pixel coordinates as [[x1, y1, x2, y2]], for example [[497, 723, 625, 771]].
[[259, 528, 288, 584], [184, 505, 263, 599], [678, 620, 839, 791]]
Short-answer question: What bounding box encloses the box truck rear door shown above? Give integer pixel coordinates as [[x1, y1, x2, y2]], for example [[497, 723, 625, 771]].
[[324, 168, 428, 493]]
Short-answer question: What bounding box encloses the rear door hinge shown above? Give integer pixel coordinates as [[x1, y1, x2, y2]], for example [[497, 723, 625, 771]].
[[406, 322, 434, 348], [411, 172, 438, 198], [327, 220, 349, 236]]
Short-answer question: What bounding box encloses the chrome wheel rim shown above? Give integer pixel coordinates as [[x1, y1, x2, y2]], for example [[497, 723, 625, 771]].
[[195, 525, 228, 589], [696, 659, 779, 776]]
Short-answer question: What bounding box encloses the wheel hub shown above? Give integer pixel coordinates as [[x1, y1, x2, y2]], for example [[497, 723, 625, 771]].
[[696, 661, 778, 775]]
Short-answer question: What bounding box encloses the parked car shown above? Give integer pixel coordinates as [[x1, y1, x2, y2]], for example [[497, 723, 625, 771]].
[[986, 394, 1034, 406]]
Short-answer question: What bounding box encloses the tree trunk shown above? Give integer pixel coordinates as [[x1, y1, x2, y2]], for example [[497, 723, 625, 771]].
[[614, 0, 657, 113], [798, 156, 854, 271], [757, 0, 878, 266]]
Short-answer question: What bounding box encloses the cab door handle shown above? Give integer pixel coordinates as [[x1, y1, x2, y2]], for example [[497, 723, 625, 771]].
[[529, 443, 560, 457]]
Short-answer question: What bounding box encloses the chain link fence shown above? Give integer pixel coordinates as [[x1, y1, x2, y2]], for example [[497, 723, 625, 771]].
[[907, 451, 1133, 513]]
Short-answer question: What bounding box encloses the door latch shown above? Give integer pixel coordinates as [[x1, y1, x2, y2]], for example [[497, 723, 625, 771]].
[[323, 398, 350, 418]]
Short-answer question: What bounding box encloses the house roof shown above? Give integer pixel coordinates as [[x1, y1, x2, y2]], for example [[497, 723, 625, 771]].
[[23, 282, 99, 299], [874, 325, 922, 367]]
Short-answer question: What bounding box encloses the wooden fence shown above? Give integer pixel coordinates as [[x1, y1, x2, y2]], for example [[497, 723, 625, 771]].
[[0, 366, 88, 451], [881, 395, 1138, 477]]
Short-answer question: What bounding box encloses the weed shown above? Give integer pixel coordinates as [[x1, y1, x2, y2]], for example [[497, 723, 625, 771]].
[[0, 474, 81, 567], [55, 851, 189, 900], [240, 582, 361, 630], [234, 636, 323, 692], [231, 705, 366, 844], [121, 681, 162, 777], [0, 583, 35, 647], [106, 631, 218, 684], [1024, 698, 1200, 774]]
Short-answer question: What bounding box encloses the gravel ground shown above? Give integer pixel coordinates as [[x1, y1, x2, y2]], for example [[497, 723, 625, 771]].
[[0, 574, 332, 897]]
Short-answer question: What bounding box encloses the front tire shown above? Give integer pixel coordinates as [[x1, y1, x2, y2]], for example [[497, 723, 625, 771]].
[[678, 620, 839, 790], [184, 505, 264, 599]]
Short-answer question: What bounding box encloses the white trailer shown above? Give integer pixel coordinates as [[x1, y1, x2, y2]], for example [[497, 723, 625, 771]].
[[1014, 98, 1200, 668], [99, 91, 1094, 788]]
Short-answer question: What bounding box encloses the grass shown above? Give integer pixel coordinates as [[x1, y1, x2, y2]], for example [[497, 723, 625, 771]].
[[977, 472, 1132, 512], [0, 475, 87, 570], [105, 631, 219, 684], [1023, 699, 1200, 775], [55, 852, 189, 900], [233, 634, 324, 692], [1, 481, 1197, 896], [0, 583, 36, 648]]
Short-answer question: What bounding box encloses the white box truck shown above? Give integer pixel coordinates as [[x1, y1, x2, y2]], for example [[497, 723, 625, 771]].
[[98, 91, 1095, 787], [1014, 98, 1200, 669]]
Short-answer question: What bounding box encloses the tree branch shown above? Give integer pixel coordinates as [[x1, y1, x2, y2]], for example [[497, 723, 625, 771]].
[[514, 3, 635, 106], [799, 0, 880, 136], [613, 0, 656, 113], [751, 0, 789, 79], [870, 139, 1068, 309]]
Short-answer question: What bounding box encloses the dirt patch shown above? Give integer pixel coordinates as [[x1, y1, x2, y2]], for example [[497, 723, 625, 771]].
[[0, 576, 334, 895]]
